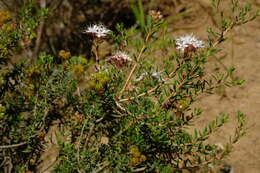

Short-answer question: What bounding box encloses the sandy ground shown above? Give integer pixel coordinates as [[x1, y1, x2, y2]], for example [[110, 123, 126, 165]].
[[167, 1, 260, 172], [197, 20, 260, 173]]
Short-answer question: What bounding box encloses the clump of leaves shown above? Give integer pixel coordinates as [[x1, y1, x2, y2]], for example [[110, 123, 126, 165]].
[[0, 0, 258, 173], [0, 1, 47, 63]]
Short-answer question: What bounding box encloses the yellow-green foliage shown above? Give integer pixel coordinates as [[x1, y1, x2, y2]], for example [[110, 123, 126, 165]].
[[0, 10, 12, 25], [0, 10, 15, 58], [0, 70, 9, 88], [1, 23, 15, 33], [69, 56, 89, 76], [78, 57, 88, 65], [26, 66, 41, 77], [59, 50, 71, 60], [0, 104, 6, 119], [129, 145, 147, 165], [0, 69, 9, 77], [89, 71, 110, 91], [72, 64, 84, 74]]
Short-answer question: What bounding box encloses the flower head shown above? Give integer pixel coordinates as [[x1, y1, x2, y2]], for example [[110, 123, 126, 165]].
[[83, 24, 111, 39], [148, 10, 163, 22], [176, 34, 204, 51], [106, 51, 132, 68], [112, 51, 132, 62]]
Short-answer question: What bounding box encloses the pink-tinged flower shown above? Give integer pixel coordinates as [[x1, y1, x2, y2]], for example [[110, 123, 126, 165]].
[[176, 34, 204, 52], [148, 10, 163, 22], [106, 51, 132, 69], [111, 51, 132, 62], [83, 24, 111, 38], [22, 39, 31, 47]]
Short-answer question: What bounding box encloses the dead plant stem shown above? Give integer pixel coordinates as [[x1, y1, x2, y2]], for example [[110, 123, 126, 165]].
[[118, 33, 151, 98], [83, 123, 95, 151], [0, 142, 27, 149]]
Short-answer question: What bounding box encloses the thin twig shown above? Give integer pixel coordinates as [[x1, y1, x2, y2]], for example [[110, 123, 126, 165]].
[[118, 65, 180, 103], [76, 119, 88, 163], [161, 63, 198, 108], [119, 85, 160, 102], [0, 142, 27, 149], [93, 41, 101, 71], [118, 33, 151, 99], [112, 114, 155, 140], [0, 108, 49, 150], [212, 22, 236, 48], [91, 163, 109, 173], [118, 58, 183, 103], [161, 79, 187, 107], [118, 45, 145, 98], [83, 123, 95, 152], [32, 0, 46, 59]]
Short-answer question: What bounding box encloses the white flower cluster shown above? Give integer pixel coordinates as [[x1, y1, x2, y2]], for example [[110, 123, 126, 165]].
[[151, 71, 161, 81], [135, 71, 164, 82], [112, 51, 132, 62], [175, 34, 204, 51], [135, 72, 148, 82], [83, 24, 111, 38]]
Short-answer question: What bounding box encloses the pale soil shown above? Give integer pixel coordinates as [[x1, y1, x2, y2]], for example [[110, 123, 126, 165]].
[[168, 0, 260, 172], [196, 22, 260, 173]]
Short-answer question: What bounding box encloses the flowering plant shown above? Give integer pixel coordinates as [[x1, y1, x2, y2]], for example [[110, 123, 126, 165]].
[[175, 34, 205, 52], [53, 1, 258, 172], [83, 24, 111, 40], [0, 0, 258, 173]]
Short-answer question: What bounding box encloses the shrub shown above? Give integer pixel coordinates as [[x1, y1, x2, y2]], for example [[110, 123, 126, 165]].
[[0, 0, 258, 172]]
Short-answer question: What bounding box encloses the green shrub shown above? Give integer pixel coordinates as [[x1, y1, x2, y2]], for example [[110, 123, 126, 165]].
[[0, 0, 258, 172]]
